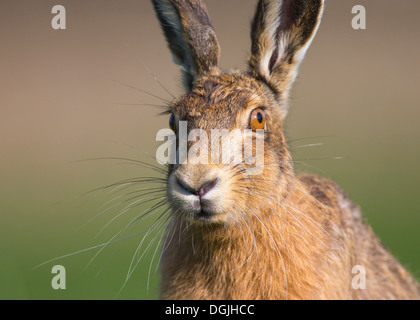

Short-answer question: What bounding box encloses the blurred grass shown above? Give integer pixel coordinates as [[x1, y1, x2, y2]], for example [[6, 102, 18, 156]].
[[0, 161, 166, 300]]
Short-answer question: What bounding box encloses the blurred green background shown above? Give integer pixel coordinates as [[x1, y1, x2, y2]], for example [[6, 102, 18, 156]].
[[0, 0, 419, 299]]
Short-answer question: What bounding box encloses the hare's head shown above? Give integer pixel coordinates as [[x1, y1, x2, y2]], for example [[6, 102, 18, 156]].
[[152, 0, 324, 224]]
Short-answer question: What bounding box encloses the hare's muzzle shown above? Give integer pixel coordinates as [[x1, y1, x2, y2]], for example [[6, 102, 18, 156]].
[[169, 166, 228, 222]]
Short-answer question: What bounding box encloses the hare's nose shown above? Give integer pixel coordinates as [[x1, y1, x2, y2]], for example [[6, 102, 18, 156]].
[[176, 175, 219, 198]]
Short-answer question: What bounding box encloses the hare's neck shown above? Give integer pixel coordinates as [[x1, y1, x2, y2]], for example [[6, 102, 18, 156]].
[[162, 195, 328, 299]]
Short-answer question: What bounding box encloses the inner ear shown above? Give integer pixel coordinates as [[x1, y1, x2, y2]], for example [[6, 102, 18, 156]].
[[268, 1, 307, 73], [279, 1, 306, 30], [249, 0, 325, 98]]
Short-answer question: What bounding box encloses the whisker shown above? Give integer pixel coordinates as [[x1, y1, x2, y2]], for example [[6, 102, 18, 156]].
[[292, 157, 345, 162], [83, 198, 168, 272], [80, 187, 166, 231], [33, 225, 167, 270], [291, 142, 325, 149], [237, 179, 341, 252], [80, 177, 166, 197], [123, 41, 177, 100], [288, 135, 334, 144], [95, 194, 167, 237], [114, 102, 170, 109], [99, 206, 171, 281], [119, 211, 171, 296], [72, 157, 167, 175], [111, 79, 171, 104]]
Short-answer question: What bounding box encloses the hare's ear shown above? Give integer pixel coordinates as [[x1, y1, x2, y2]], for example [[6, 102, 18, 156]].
[[249, 0, 324, 102], [151, 0, 221, 91]]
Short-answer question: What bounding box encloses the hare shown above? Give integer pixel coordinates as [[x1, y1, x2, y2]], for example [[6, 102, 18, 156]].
[[151, 0, 420, 299]]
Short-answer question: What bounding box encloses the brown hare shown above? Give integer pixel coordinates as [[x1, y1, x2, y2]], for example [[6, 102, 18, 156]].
[[151, 0, 420, 299]]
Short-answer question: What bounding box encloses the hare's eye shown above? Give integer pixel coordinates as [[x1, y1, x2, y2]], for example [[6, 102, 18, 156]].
[[250, 108, 266, 131], [169, 114, 175, 131]]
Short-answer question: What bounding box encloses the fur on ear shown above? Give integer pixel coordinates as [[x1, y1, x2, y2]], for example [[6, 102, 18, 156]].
[[249, 0, 324, 104], [151, 0, 221, 91]]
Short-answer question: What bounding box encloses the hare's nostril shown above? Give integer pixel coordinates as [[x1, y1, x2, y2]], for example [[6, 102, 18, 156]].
[[198, 178, 219, 198], [175, 176, 198, 196]]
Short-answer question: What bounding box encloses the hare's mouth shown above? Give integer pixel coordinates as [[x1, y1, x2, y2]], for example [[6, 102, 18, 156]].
[[168, 172, 230, 223]]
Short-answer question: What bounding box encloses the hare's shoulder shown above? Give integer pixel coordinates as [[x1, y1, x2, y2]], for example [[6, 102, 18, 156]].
[[297, 174, 362, 221]]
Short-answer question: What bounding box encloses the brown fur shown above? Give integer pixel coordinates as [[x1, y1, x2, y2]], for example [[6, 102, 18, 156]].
[[161, 173, 420, 299], [151, 0, 420, 299]]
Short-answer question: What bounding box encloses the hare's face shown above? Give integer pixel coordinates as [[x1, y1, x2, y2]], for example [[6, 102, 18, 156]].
[[153, 0, 325, 223], [167, 73, 291, 224]]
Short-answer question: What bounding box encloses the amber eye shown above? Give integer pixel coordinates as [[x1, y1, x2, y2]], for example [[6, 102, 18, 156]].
[[249, 108, 266, 131], [169, 114, 175, 131]]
